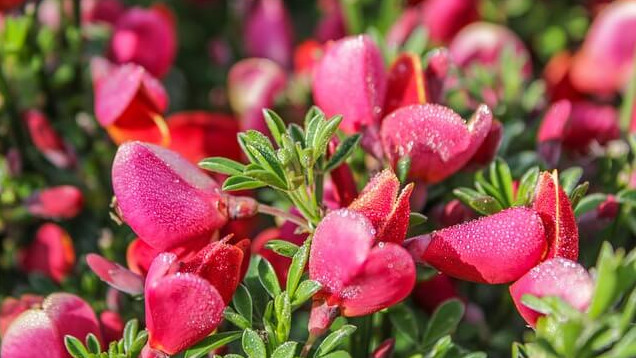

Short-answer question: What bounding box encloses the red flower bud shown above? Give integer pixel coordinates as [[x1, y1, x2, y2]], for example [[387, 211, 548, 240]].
[[509, 258, 593, 327], [406, 207, 547, 284], [23, 110, 75, 168]]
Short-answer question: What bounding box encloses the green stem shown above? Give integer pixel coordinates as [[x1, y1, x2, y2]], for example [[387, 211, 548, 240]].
[[257, 204, 310, 231], [620, 49, 636, 133]]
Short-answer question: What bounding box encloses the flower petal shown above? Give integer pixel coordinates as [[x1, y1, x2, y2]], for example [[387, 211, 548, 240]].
[[408, 207, 547, 284], [383, 53, 426, 115], [348, 169, 400, 232], [509, 258, 593, 327], [86, 254, 144, 296], [533, 171, 579, 260], [43, 293, 102, 345], [0, 310, 64, 358], [309, 209, 375, 295], [20, 223, 75, 283], [377, 183, 414, 244], [339, 243, 415, 316]]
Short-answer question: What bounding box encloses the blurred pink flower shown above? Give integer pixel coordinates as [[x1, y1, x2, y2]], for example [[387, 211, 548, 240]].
[[25, 185, 83, 220], [243, 0, 293, 67], [23, 110, 75, 169], [20, 223, 75, 283], [0, 295, 43, 338]]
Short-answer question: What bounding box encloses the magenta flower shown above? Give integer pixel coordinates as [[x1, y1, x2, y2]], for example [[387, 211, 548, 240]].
[[309, 210, 416, 319], [91, 58, 169, 145], [312, 35, 387, 134], [406, 207, 547, 284], [243, 0, 293, 67], [99, 310, 124, 344], [112, 141, 229, 251], [509, 258, 594, 327], [25, 185, 83, 219], [109, 5, 176, 78], [0, 295, 43, 337], [570, 1, 636, 95], [381, 104, 493, 184], [86, 254, 145, 296], [449, 22, 532, 79], [1, 293, 102, 358], [20, 223, 75, 283], [82, 0, 124, 25], [465, 119, 503, 169], [421, 0, 479, 44], [228, 58, 287, 132], [23, 110, 75, 169], [315, 0, 345, 42], [144, 239, 247, 355], [412, 273, 459, 314]]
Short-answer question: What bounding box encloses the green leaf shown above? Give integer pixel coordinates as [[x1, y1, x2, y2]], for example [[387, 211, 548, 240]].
[[408, 212, 428, 230], [243, 169, 288, 189], [313, 116, 343, 161], [569, 182, 589, 209], [520, 295, 553, 315], [185, 331, 243, 358], [325, 134, 361, 172], [264, 240, 299, 258], [588, 243, 619, 319], [314, 325, 357, 357], [242, 329, 267, 358], [65, 336, 89, 358], [305, 110, 323, 148], [123, 319, 139, 352], [129, 330, 148, 357], [233, 284, 253, 323], [271, 341, 298, 358], [289, 124, 306, 148], [454, 188, 502, 215], [291, 280, 322, 309], [491, 158, 515, 206], [320, 351, 352, 358], [274, 292, 292, 342], [423, 299, 465, 348], [403, 26, 428, 55], [514, 166, 539, 206], [617, 189, 636, 206], [258, 257, 282, 298], [475, 171, 507, 207], [286, 239, 311, 297], [225, 307, 252, 329], [223, 176, 267, 191], [388, 304, 419, 343], [396, 156, 411, 184], [86, 333, 101, 354], [574, 193, 608, 217], [199, 157, 245, 176], [559, 167, 583, 195], [263, 109, 287, 146]]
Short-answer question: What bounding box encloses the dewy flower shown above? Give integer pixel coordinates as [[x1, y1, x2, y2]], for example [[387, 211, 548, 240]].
[[25, 185, 83, 219], [308, 170, 415, 332], [1, 293, 102, 358], [0, 295, 43, 337], [312, 35, 387, 134], [92, 58, 170, 145], [228, 58, 287, 132], [109, 5, 177, 78], [449, 22, 532, 79], [509, 258, 594, 327], [533, 171, 579, 261], [86, 253, 145, 296], [20, 223, 75, 283], [112, 141, 229, 251], [143, 238, 248, 355], [381, 104, 493, 184], [406, 207, 547, 284], [570, 1, 636, 95], [243, 0, 293, 68], [23, 110, 75, 169]]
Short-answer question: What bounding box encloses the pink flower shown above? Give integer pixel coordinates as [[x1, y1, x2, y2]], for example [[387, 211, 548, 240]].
[[0, 295, 43, 337], [315, 0, 346, 42], [144, 239, 247, 355], [109, 5, 177, 78], [112, 141, 229, 251], [243, 0, 293, 67], [406, 207, 547, 284], [465, 119, 503, 169], [312, 35, 387, 134], [570, 1, 636, 95], [99, 310, 124, 344], [25, 185, 83, 219], [430, 199, 476, 228], [381, 104, 492, 184], [421, 0, 479, 44], [1, 293, 102, 358], [412, 273, 459, 314], [91, 59, 169, 145], [449, 22, 532, 79], [86, 254, 145, 296], [23, 110, 75, 169], [228, 58, 287, 132], [509, 258, 594, 327], [20, 223, 75, 283], [386, 7, 420, 49], [82, 0, 125, 25]]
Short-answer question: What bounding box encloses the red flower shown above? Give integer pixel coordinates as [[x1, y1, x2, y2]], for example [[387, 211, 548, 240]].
[[413, 273, 459, 314], [420, 0, 479, 44], [109, 5, 176, 78], [381, 104, 492, 184], [20, 223, 75, 283], [99, 310, 124, 344], [406, 207, 547, 284], [243, 0, 293, 68], [1, 293, 102, 358], [144, 238, 248, 355], [25, 185, 83, 219], [23, 110, 75, 169], [92, 59, 169, 145], [509, 258, 593, 327]]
